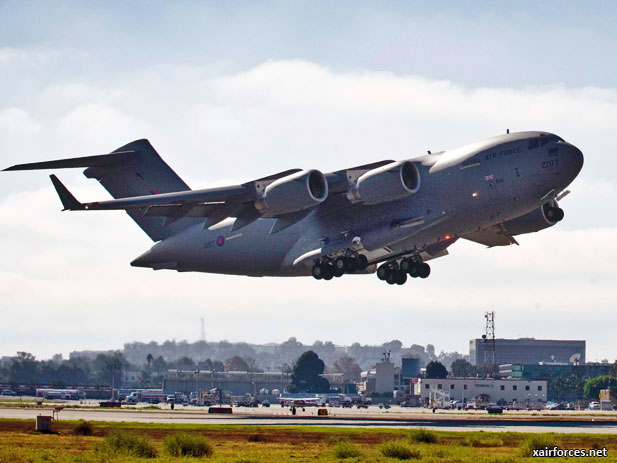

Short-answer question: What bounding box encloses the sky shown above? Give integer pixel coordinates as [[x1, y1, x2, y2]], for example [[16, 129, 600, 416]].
[[1, 1, 616, 362]]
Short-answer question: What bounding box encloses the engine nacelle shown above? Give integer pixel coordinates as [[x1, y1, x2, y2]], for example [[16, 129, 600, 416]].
[[346, 161, 420, 205], [255, 169, 328, 215], [502, 200, 563, 235]]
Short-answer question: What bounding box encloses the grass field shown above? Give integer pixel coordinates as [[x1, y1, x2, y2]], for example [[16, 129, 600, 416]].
[[1, 419, 616, 462]]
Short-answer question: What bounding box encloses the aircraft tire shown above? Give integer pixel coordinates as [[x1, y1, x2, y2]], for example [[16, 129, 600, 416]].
[[395, 271, 407, 285], [333, 266, 345, 277], [356, 254, 369, 270], [419, 263, 431, 279], [312, 264, 324, 280], [345, 257, 358, 273], [386, 271, 397, 285], [334, 257, 347, 272], [323, 267, 334, 280], [400, 258, 412, 272], [408, 262, 421, 278], [377, 264, 390, 281]]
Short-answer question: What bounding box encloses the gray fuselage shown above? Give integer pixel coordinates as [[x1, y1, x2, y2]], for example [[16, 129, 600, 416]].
[[132, 131, 583, 277]]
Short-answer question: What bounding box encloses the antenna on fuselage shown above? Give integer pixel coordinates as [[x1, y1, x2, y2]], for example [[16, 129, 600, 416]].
[[506, 129, 510, 134], [427, 150, 431, 154]]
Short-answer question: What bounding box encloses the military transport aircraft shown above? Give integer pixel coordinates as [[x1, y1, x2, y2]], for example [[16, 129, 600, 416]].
[[4, 131, 583, 285]]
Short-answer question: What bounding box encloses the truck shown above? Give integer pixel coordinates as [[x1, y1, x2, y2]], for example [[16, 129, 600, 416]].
[[124, 389, 166, 404]]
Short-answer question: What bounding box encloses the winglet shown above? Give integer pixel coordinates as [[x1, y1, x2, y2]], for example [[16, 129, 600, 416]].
[[49, 175, 83, 211]]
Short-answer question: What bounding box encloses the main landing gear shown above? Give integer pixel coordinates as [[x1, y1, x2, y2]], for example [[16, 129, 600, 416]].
[[376, 258, 430, 285], [311, 254, 369, 281]]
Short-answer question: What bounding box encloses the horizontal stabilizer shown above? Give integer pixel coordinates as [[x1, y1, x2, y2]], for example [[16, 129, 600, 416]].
[[50, 175, 82, 211], [3, 151, 138, 171]]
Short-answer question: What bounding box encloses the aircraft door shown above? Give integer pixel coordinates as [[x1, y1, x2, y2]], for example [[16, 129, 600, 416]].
[[484, 175, 501, 220]]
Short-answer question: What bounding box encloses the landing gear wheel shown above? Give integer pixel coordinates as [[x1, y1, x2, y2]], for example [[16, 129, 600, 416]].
[[377, 264, 390, 281], [408, 262, 421, 278], [395, 271, 407, 285], [345, 257, 358, 273], [323, 265, 334, 280], [386, 271, 397, 285], [334, 257, 347, 272], [356, 254, 369, 271], [333, 265, 345, 277], [312, 264, 324, 280], [419, 263, 431, 279], [400, 258, 412, 273]]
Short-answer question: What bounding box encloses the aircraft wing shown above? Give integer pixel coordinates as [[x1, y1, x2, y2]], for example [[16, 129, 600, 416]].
[[461, 224, 519, 247], [4, 150, 309, 230]]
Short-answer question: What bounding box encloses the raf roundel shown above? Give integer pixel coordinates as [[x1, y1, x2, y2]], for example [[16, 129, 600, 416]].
[[216, 235, 225, 247]]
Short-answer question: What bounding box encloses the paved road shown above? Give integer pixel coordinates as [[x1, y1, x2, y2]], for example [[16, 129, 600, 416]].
[[2, 406, 617, 434]]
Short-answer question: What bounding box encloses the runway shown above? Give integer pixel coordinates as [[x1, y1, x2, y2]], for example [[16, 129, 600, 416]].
[[2, 405, 617, 434]]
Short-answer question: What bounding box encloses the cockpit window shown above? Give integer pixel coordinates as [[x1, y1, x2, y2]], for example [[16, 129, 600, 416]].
[[540, 136, 549, 146], [528, 138, 539, 150], [548, 134, 563, 143]]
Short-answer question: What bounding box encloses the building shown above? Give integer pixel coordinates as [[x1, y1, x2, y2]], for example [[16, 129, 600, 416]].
[[414, 378, 547, 405], [163, 370, 292, 396], [470, 338, 585, 367], [360, 361, 398, 395], [401, 357, 421, 379], [163, 370, 344, 396], [499, 363, 612, 380]]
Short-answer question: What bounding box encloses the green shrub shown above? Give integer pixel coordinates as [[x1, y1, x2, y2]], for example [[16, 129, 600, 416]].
[[518, 434, 558, 457], [463, 435, 503, 447], [72, 420, 94, 436], [164, 432, 214, 457], [332, 441, 363, 459], [99, 430, 158, 458], [408, 428, 438, 443], [380, 440, 421, 460]]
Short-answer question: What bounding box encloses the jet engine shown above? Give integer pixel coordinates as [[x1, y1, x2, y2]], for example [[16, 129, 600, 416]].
[[255, 169, 328, 215], [346, 160, 420, 205], [502, 200, 564, 235]]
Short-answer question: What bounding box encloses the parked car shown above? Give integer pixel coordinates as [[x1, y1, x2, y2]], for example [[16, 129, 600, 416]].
[[0, 389, 16, 396], [588, 401, 601, 410]]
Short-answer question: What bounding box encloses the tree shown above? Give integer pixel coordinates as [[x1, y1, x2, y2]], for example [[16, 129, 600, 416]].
[[332, 355, 362, 383], [288, 351, 330, 393], [583, 376, 617, 400], [450, 359, 475, 378], [174, 356, 195, 369], [425, 361, 448, 379], [92, 352, 127, 387], [146, 353, 154, 366], [9, 352, 39, 384], [550, 374, 585, 401], [224, 356, 250, 372], [152, 356, 167, 372]]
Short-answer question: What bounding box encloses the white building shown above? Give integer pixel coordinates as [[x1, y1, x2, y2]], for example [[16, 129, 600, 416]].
[[413, 378, 547, 404], [360, 361, 396, 394]]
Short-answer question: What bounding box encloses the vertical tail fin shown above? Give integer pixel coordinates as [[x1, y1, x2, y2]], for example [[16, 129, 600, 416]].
[[82, 139, 194, 241]]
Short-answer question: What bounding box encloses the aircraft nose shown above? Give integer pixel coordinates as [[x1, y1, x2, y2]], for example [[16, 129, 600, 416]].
[[562, 143, 584, 180]]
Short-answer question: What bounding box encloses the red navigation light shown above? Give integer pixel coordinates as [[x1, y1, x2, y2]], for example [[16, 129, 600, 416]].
[[444, 234, 452, 240]]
